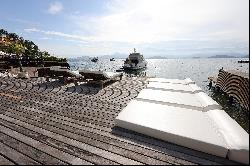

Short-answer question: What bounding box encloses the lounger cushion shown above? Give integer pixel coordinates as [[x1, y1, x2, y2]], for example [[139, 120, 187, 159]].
[[79, 70, 103, 75], [115, 78, 249, 164], [104, 72, 122, 79], [207, 110, 249, 164], [137, 89, 220, 111], [148, 78, 195, 84], [115, 100, 228, 158], [79, 70, 106, 80], [79, 70, 121, 80], [147, 82, 202, 93], [50, 67, 82, 78]]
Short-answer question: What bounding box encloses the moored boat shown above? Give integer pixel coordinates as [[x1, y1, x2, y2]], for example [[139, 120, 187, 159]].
[[238, 60, 249, 63], [91, 57, 98, 62], [123, 48, 147, 70]]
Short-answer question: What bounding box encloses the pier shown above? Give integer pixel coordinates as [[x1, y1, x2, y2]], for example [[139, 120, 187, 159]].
[[0, 75, 243, 165]]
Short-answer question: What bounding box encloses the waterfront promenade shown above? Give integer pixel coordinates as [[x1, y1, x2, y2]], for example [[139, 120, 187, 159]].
[[0, 75, 239, 165]]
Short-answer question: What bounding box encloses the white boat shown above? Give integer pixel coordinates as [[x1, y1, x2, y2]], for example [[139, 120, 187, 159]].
[[123, 48, 147, 70]]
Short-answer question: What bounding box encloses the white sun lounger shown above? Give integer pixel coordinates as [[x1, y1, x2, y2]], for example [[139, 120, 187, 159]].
[[116, 100, 228, 158], [79, 70, 122, 80], [115, 78, 249, 164], [136, 89, 221, 111], [79, 70, 123, 88], [207, 109, 249, 164], [148, 77, 195, 84], [147, 82, 203, 93], [103, 71, 123, 79], [50, 66, 82, 78]]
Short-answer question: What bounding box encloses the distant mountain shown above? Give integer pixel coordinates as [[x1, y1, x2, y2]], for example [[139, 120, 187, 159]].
[[147, 56, 168, 59], [192, 56, 201, 59], [101, 53, 127, 59], [67, 56, 90, 61], [67, 53, 128, 61], [208, 55, 237, 58], [66, 52, 249, 60]]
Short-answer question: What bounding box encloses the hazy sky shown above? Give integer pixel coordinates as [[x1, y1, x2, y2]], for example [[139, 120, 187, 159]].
[[0, 0, 249, 57]]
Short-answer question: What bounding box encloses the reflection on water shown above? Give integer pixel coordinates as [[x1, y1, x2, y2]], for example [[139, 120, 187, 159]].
[[69, 58, 249, 132]]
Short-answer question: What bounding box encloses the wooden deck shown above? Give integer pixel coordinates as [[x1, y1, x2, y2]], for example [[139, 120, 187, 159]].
[[0, 76, 239, 165]]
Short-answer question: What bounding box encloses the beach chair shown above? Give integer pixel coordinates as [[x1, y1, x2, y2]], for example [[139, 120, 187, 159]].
[[50, 66, 82, 78], [38, 66, 83, 84], [50, 66, 84, 84], [79, 70, 123, 88], [115, 78, 249, 164]]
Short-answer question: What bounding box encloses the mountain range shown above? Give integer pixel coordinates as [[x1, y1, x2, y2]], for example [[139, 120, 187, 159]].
[[67, 53, 249, 61]]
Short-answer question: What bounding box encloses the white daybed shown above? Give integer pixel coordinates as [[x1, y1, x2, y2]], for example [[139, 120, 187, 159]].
[[115, 78, 249, 164]]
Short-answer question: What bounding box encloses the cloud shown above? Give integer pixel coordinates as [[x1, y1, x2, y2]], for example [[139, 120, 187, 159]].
[[24, 28, 91, 41], [71, 0, 249, 43], [40, 37, 52, 40], [48, 1, 63, 14], [25, 0, 249, 57], [24, 28, 39, 32]]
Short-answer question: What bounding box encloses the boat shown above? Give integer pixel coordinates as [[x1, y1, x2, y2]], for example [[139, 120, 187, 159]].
[[91, 57, 98, 62], [110, 58, 115, 61], [123, 48, 147, 70], [238, 60, 249, 63]]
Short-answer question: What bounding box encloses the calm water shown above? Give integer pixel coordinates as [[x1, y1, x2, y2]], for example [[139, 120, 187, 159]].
[[69, 58, 249, 132]]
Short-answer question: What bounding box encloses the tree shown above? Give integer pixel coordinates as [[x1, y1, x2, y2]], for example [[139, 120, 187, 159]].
[[0, 29, 8, 36], [1, 28, 68, 65], [8, 33, 19, 42], [10, 42, 25, 72], [23, 40, 39, 59]]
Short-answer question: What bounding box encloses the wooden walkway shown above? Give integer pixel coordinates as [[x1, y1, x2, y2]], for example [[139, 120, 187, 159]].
[[0, 76, 239, 165]]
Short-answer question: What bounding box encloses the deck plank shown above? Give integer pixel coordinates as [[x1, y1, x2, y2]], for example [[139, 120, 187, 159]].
[[0, 115, 144, 165], [0, 76, 240, 165], [0, 132, 66, 165], [0, 123, 92, 165], [0, 142, 40, 165], [0, 154, 15, 165]]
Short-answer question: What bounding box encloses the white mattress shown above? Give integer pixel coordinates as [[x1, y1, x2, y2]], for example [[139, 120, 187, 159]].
[[148, 78, 195, 84], [79, 70, 103, 74], [207, 110, 249, 164], [115, 100, 228, 158], [115, 78, 249, 164], [79, 70, 121, 79], [104, 72, 122, 78], [137, 89, 220, 111], [147, 82, 202, 93]]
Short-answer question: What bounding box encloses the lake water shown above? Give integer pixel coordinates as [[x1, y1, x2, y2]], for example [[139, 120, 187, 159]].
[[69, 58, 249, 132], [69, 58, 249, 91]]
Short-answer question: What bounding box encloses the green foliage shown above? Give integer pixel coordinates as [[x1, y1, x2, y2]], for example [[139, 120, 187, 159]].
[[11, 42, 25, 56], [0, 28, 66, 62], [5, 41, 26, 71]]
